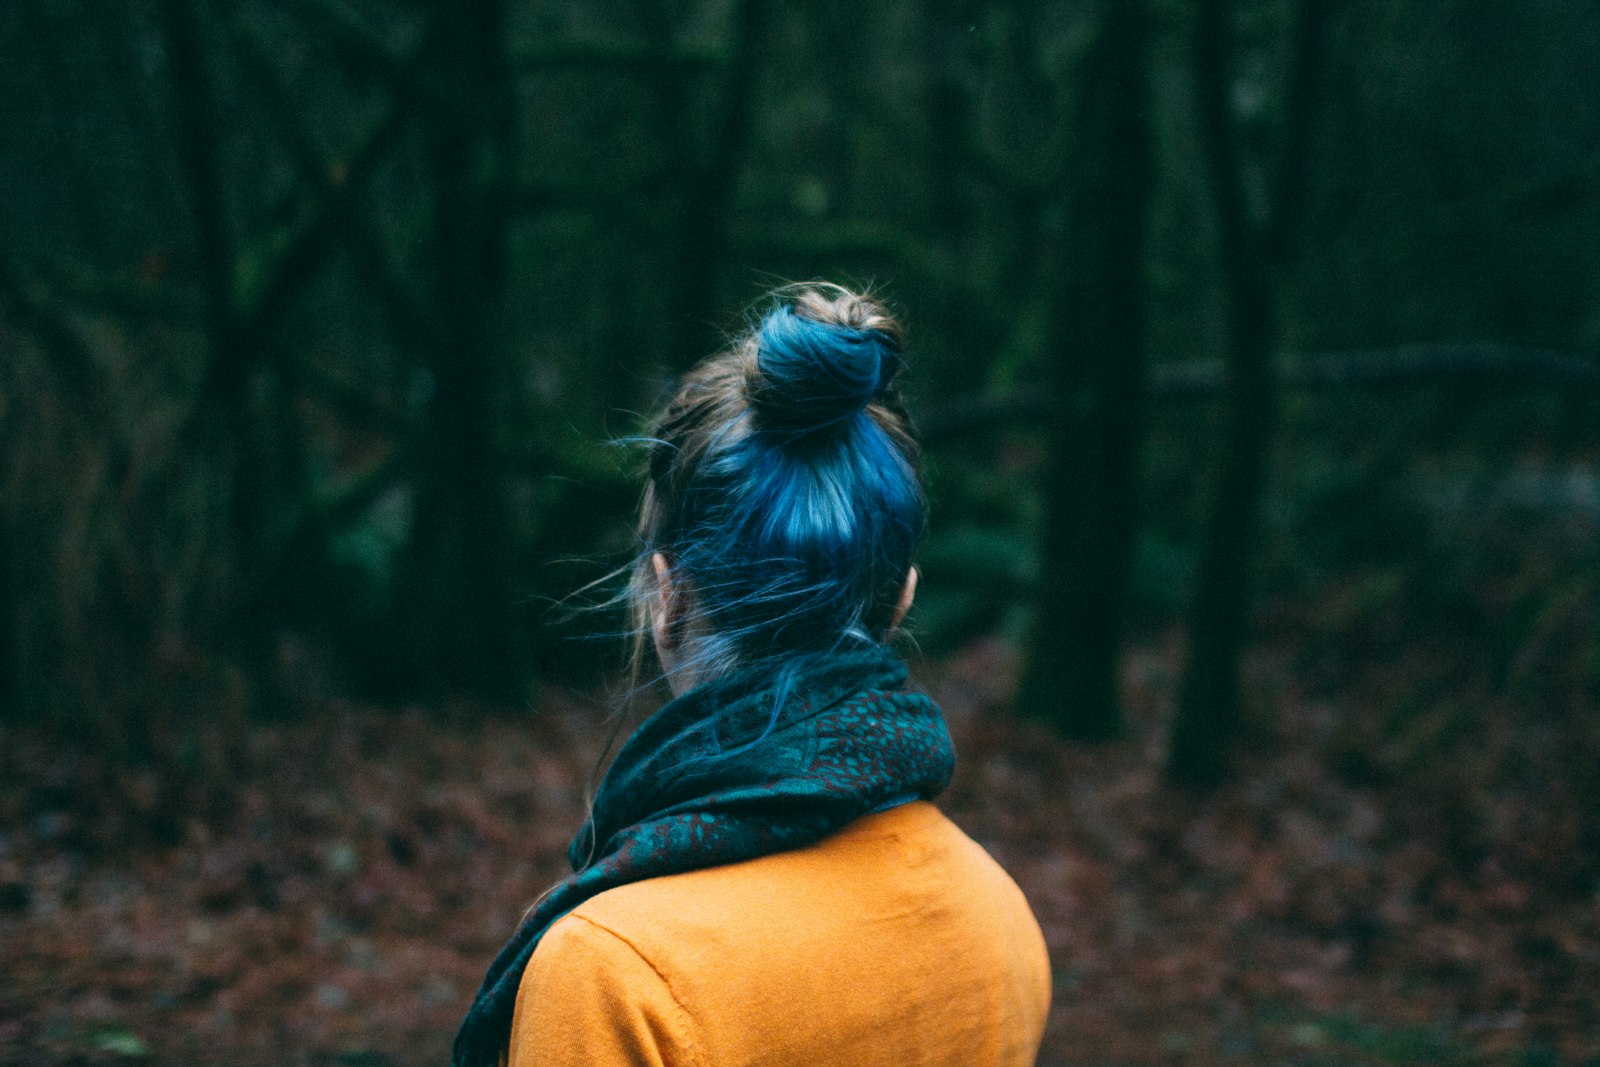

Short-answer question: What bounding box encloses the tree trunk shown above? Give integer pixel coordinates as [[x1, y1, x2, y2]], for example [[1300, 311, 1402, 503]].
[[658, 0, 769, 370], [1017, 0, 1153, 739], [1165, 0, 1285, 787], [1165, 279, 1277, 787], [158, 0, 291, 685], [396, 0, 521, 697], [0, 517, 15, 719]]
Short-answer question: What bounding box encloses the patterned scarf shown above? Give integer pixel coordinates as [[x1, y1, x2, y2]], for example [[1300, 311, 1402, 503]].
[[451, 646, 955, 1067]]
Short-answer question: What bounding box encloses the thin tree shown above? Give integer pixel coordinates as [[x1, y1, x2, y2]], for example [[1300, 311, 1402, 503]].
[[1016, 0, 1155, 739], [1167, 0, 1331, 787], [0, 520, 13, 719], [157, 0, 263, 575], [632, 0, 771, 370], [392, 0, 523, 697]]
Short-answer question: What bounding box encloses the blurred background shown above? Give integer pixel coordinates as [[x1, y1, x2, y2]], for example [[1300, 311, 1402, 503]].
[[1, 0, 1597, 1064]]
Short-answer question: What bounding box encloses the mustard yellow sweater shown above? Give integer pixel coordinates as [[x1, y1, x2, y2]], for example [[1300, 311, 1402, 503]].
[[507, 801, 1051, 1066]]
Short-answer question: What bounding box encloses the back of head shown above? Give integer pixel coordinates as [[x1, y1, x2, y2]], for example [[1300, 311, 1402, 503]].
[[633, 283, 924, 684]]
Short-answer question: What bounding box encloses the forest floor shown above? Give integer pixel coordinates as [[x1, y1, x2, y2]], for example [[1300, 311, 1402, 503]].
[[2, 624, 1597, 1066]]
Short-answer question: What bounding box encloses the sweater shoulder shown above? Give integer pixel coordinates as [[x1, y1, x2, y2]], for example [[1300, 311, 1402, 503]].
[[567, 801, 1024, 936], [538, 802, 1051, 1065]]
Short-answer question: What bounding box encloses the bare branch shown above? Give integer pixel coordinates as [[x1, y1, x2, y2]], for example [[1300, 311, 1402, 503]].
[[730, 221, 938, 269], [0, 260, 114, 428], [278, 0, 439, 109], [233, 109, 411, 345], [222, 11, 428, 351], [512, 38, 724, 72], [918, 345, 1600, 443]]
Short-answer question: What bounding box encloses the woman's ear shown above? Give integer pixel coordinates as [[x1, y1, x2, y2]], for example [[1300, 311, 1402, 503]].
[[650, 552, 675, 656], [891, 565, 918, 629]]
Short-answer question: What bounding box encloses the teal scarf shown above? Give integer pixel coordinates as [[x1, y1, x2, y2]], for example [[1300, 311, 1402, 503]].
[[452, 647, 954, 1067]]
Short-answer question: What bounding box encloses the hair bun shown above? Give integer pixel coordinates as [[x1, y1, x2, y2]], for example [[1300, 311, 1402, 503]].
[[749, 295, 902, 434]]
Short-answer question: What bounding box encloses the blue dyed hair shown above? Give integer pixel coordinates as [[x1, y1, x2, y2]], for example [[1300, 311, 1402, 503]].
[[630, 284, 925, 689]]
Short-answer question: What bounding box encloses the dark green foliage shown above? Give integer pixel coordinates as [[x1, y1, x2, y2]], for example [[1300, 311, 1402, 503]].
[[912, 524, 1037, 654], [0, 0, 1596, 794]]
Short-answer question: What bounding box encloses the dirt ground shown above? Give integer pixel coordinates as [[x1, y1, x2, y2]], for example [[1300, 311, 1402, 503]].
[[2, 634, 1596, 1066]]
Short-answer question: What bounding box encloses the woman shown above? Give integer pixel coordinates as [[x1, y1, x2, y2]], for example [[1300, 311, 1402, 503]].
[[455, 285, 1051, 1066]]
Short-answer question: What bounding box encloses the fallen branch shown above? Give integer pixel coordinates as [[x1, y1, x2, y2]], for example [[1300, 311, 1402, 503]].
[[919, 344, 1600, 443]]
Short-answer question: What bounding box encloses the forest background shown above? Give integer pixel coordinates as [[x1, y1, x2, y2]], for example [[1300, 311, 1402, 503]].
[[1, 0, 1597, 1064]]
